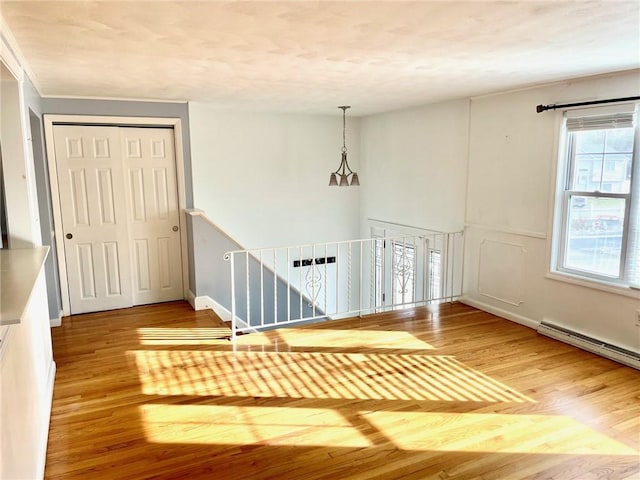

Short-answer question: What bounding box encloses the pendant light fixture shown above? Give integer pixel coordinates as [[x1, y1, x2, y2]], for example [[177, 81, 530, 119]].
[[329, 106, 359, 187]]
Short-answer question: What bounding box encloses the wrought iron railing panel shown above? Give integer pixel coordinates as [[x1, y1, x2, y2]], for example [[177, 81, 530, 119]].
[[225, 231, 463, 339]]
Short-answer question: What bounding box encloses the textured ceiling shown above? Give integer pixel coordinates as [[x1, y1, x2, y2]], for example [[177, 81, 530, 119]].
[[1, 1, 639, 115]]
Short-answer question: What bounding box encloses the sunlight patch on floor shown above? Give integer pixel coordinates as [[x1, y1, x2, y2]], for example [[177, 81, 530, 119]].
[[234, 328, 436, 350], [136, 327, 232, 345], [136, 326, 435, 350], [363, 411, 639, 455], [130, 349, 533, 402], [139, 404, 372, 447], [139, 405, 637, 456]]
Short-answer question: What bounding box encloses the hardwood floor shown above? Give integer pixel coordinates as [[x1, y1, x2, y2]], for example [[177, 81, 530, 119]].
[[45, 301, 640, 480]]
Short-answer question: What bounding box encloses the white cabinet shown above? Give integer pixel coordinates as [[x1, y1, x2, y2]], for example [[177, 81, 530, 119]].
[[0, 247, 55, 480]]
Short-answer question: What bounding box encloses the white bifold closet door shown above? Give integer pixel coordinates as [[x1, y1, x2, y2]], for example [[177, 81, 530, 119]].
[[121, 127, 183, 306], [53, 125, 183, 314]]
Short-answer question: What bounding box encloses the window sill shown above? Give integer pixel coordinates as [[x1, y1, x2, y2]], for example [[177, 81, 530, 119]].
[[545, 271, 640, 299]]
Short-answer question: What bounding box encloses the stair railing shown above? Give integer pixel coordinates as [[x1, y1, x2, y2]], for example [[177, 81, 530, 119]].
[[225, 230, 463, 339]]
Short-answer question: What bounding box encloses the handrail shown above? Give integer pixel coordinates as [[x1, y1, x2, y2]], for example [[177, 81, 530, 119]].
[[224, 230, 464, 339], [186, 209, 242, 247], [187, 209, 323, 327], [368, 217, 461, 235]]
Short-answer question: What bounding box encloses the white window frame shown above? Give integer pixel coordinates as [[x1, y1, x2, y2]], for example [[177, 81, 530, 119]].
[[550, 103, 640, 296]]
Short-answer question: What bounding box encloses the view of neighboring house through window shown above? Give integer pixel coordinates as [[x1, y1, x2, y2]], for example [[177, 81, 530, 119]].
[[554, 105, 639, 288]]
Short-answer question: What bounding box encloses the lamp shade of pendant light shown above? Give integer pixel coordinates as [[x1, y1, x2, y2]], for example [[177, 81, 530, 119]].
[[329, 106, 359, 187]]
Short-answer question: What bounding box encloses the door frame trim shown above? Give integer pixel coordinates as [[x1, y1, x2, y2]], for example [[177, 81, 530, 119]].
[[43, 115, 190, 316]]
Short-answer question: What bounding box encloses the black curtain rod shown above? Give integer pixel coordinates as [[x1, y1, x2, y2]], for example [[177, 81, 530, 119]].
[[536, 96, 640, 113]]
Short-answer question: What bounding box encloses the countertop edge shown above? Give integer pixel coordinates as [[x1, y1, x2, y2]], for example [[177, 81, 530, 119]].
[[0, 247, 50, 326]]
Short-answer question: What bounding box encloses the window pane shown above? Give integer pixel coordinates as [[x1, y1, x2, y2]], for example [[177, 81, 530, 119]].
[[604, 127, 635, 153], [603, 154, 632, 193], [575, 130, 605, 154], [374, 239, 383, 306], [565, 196, 626, 277], [429, 250, 441, 299], [572, 153, 602, 190], [570, 128, 634, 193]]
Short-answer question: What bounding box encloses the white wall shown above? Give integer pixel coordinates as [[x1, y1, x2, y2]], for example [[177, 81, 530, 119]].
[[1, 62, 41, 248], [189, 104, 360, 249], [463, 70, 640, 352], [359, 99, 470, 234]]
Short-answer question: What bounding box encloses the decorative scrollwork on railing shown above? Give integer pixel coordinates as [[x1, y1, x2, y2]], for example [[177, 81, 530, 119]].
[[392, 241, 416, 305], [305, 264, 323, 306], [395, 254, 413, 294]]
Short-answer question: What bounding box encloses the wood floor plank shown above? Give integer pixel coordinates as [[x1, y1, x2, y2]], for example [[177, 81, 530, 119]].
[[44, 301, 640, 479]]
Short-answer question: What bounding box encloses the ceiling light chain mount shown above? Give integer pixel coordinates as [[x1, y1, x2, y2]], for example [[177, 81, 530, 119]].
[[329, 106, 359, 187]]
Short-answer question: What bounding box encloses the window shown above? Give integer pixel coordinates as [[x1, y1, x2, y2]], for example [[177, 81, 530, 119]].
[[428, 249, 441, 299], [553, 105, 639, 290], [374, 237, 384, 306], [373, 237, 417, 308]]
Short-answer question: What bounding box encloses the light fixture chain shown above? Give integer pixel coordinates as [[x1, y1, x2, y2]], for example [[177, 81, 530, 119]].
[[339, 105, 350, 153], [342, 107, 346, 151]]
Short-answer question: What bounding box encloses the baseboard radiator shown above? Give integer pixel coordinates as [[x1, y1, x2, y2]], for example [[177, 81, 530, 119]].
[[537, 322, 640, 371]]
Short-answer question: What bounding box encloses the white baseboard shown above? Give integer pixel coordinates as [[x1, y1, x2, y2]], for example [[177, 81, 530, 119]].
[[193, 295, 232, 322], [193, 294, 253, 331], [38, 359, 56, 479], [186, 289, 197, 310], [459, 296, 540, 330], [49, 311, 63, 327]]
